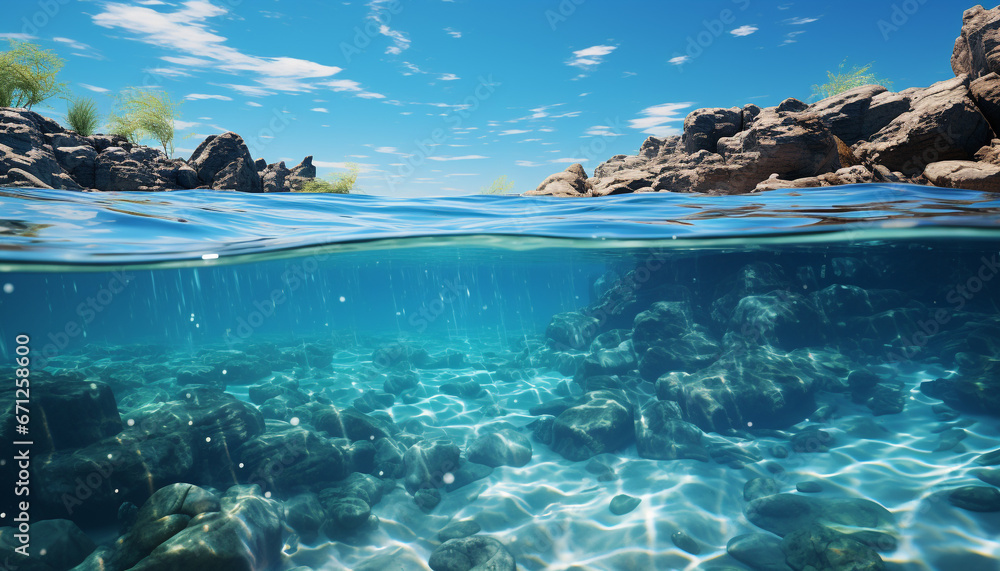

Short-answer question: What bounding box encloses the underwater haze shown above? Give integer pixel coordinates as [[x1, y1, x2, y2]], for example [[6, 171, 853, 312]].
[[0, 186, 999, 571]]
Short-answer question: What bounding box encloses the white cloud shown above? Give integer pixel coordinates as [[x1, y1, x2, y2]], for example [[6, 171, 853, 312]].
[[444, 27, 461, 38], [785, 17, 818, 25], [185, 93, 233, 101], [550, 158, 589, 164], [311, 107, 329, 113], [173, 120, 201, 130], [91, 1, 378, 97], [79, 83, 109, 93], [439, 73, 460, 81], [0, 33, 36, 40], [628, 102, 693, 137], [426, 155, 489, 161], [379, 24, 411, 55], [516, 160, 543, 167], [500, 129, 531, 136], [246, 101, 263, 107], [146, 66, 192, 78], [730, 25, 759, 37], [669, 55, 690, 65], [585, 125, 623, 137], [221, 84, 273, 97], [566, 45, 617, 69], [53, 37, 93, 51]]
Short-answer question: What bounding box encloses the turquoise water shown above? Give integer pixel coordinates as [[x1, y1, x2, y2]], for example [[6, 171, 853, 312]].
[[1, 185, 999, 571]]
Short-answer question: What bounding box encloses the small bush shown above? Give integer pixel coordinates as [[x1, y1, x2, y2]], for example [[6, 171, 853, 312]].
[[108, 87, 180, 156], [480, 175, 514, 195], [811, 60, 892, 101], [298, 163, 359, 194], [0, 39, 66, 109], [66, 97, 100, 136]]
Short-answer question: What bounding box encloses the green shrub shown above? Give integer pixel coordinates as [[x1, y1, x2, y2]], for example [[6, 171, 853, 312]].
[[480, 175, 514, 195], [108, 87, 180, 156], [0, 40, 66, 109], [811, 60, 892, 101], [298, 163, 359, 194], [66, 97, 100, 136]]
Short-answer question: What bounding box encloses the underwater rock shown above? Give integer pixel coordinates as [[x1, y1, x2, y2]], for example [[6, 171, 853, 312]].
[[867, 381, 906, 416], [283, 493, 326, 544], [546, 311, 600, 351], [796, 481, 823, 494], [422, 349, 467, 369], [466, 428, 533, 468], [415, 488, 442, 511], [727, 533, 794, 571], [636, 329, 721, 380], [439, 520, 482, 542], [656, 347, 827, 433], [633, 400, 708, 462], [671, 530, 702, 555], [353, 390, 396, 413], [790, 427, 835, 453], [744, 478, 782, 502], [443, 461, 494, 493], [529, 416, 555, 445], [235, 425, 350, 493], [551, 390, 634, 461], [403, 439, 462, 494], [372, 343, 430, 369], [319, 473, 388, 537], [384, 372, 421, 395], [440, 379, 484, 399], [0, 518, 95, 570], [920, 351, 1000, 417], [428, 536, 517, 571], [577, 345, 637, 381], [34, 379, 123, 454], [948, 486, 1000, 512], [609, 494, 641, 515], [974, 468, 1000, 487], [745, 493, 897, 550], [782, 524, 885, 571], [308, 404, 399, 441], [631, 301, 699, 354], [725, 290, 827, 350]]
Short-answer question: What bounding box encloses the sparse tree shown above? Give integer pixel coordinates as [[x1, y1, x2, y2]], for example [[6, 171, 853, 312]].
[[0, 39, 66, 109], [480, 175, 514, 195], [66, 97, 100, 136], [298, 163, 360, 194], [812, 60, 892, 101], [107, 87, 180, 156]]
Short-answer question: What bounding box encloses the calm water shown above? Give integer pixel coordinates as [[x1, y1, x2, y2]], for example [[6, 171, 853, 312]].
[[1, 185, 999, 571]]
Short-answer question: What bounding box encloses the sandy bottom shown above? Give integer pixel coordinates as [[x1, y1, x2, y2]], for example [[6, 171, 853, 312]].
[[219, 340, 1000, 571]]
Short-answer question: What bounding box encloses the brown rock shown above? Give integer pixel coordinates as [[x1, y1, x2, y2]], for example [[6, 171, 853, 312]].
[[525, 163, 592, 196], [924, 160, 1000, 191], [952, 5, 1000, 79]]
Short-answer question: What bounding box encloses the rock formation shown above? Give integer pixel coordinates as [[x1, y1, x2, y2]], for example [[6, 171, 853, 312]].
[[530, 4, 1000, 195], [0, 107, 314, 192]]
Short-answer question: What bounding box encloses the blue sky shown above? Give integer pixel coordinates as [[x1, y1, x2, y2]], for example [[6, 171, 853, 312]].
[[3, 0, 966, 196]]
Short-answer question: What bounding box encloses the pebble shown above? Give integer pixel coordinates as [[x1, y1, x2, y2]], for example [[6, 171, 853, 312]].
[[796, 481, 823, 493], [609, 494, 641, 515], [671, 530, 701, 555]]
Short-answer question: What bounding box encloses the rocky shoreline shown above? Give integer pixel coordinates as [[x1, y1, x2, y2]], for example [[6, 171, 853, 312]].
[[529, 4, 1000, 196], [0, 108, 316, 193], [4, 6, 1000, 197]]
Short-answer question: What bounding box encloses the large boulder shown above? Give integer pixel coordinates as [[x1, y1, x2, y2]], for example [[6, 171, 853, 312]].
[[633, 400, 707, 461], [428, 536, 516, 571], [94, 147, 159, 191], [261, 161, 291, 192], [924, 159, 1000, 190], [466, 428, 533, 468], [0, 108, 81, 189], [854, 76, 994, 175], [551, 390, 633, 461], [188, 132, 263, 193], [403, 439, 461, 494], [525, 163, 592, 196], [34, 379, 123, 453], [952, 4, 1000, 80], [808, 84, 907, 145], [683, 107, 743, 153]]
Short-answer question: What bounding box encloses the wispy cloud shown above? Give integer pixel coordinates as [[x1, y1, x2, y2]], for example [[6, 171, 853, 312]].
[[566, 45, 617, 70], [185, 93, 233, 101], [427, 155, 489, 161], [91, 1, 377, 99], [500, 129, 531, 136], [730, 25, 759, 37], [79, 83, 109, 93], [311, 107, 329, 113], [439, 73, 460, 81], [444, 27, 462, 38], [785, 16, 819, 25], [629, 102, 693, 137], [669, 55, 689, 65], [585, 125, 623, 137], [516, 160, 543, 167]]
